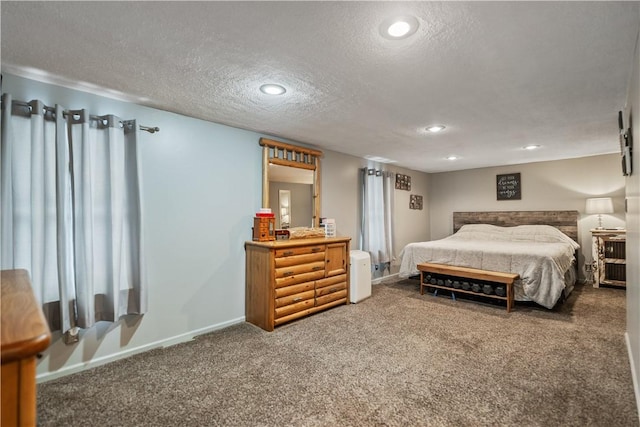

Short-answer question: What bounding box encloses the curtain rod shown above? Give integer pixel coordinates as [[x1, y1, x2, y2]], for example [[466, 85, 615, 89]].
[[5, 98, 160, 134]]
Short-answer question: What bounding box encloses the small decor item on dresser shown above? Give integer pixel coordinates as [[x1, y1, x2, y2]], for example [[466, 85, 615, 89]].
[[253, 208, 275, 242], [256, 208, 274, 217], [275, 229, 290, 240], [320, 218, 336, 237], [288, 227, 326, 239]]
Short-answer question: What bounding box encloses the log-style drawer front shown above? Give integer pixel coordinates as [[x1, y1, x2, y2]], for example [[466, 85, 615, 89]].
[[275, 270, 325, 289], [275, 246, 324, 258], [274, 252, 325, 268], [316, 274, 347, 289], [275, 261, 325, 279], [315, 282, 346, 297], [275, 290, 315, 308], [274, 308, 313, 327], [274, 281, 315, 299], [275, 298, 314, 318], [316, 289, 348, 306]]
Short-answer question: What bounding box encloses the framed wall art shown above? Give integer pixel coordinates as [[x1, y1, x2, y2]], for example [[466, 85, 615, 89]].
[[395, 173, 411, 190], [619, 110, 633, 176], [409, 194, 423, 210], [496, 173, 521, 200]]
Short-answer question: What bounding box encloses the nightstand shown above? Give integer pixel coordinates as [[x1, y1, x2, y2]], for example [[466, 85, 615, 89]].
[[591, 229, 626, 288]]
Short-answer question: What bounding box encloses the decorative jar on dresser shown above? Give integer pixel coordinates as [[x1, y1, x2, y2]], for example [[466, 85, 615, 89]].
[[245, 236, 351, 331]]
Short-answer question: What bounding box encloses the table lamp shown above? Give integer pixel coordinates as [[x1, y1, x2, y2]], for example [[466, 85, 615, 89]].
[[585, 197, 613, 229]]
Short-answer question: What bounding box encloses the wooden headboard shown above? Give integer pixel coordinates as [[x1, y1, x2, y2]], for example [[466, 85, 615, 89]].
[[453, 211, 579, 242]]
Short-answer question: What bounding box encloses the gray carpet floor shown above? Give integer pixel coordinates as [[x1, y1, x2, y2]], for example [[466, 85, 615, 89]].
[[37, 280, 638, 426]]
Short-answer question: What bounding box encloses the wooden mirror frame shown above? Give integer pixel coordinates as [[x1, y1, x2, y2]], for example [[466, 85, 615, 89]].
[[260, 138, 322, 228]]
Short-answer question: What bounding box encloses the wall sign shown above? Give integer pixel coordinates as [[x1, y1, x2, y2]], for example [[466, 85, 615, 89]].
[[496, 173, 521, 200]]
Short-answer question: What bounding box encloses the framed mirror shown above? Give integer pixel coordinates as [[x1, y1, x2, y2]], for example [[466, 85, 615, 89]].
[[260, 138, 322, 228]]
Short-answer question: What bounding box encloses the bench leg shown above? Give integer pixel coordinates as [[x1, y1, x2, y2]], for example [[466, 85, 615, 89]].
[[420, 272, 424, 295], [506, 282, 513, 313], [432, 289, 455, 301]]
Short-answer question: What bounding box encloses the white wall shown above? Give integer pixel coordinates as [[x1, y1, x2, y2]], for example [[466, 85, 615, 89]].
[[429, 155, 626, 281], [321, 150, 430, 274], [388, 165, 430, 273], [2, 73, 430, 380], [624, 20, 640, 416], [3, 73, 262, 379]]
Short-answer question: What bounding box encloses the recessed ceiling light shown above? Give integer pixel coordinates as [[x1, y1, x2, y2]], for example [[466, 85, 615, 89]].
[[446, 155, 458, 161], [523, 144, 540, 150], [426, 125, 446, 133], [388, 21, 411, 37], [365, 155, 397, 164], [380, 16, 419, 40], [259, 84, 286, 95]]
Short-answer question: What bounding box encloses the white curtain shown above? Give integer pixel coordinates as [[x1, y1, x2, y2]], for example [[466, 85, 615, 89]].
[[361, 168, 394, 276], [1, 94, 146, 337]]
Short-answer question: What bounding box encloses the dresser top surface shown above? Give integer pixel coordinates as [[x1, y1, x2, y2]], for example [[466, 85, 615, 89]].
[[246, 236, 351, 249]]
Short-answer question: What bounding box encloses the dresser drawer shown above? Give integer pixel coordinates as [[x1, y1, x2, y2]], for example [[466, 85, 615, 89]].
[[274, 308, 313, 327], [275, 261, 325, 279], [275, 298, 314, 319], [315, 282, 346, 298], [275, 252, 325, 268], [316, 289, 348, 306], [275, 246, 324, 258], [275, 270, 325, 289], [275, 290, 315, 308], [275, 281, 315, 298], [316, 274, 346, 289]]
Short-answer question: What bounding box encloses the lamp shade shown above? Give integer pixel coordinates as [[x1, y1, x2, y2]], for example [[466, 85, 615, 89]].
[[585, 197, 614, 214]]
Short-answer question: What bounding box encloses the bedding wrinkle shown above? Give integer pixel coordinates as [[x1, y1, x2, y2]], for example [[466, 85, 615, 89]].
[[399, 224, 579, 309]]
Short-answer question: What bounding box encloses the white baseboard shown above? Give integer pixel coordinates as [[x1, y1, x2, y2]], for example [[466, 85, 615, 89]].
[[372, 272, 399, 285], [625, 332, 640, 422], [36, 316, 245, 383]]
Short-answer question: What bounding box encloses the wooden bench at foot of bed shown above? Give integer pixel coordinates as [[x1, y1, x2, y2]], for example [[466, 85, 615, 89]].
[[417, 263, 519, 312]]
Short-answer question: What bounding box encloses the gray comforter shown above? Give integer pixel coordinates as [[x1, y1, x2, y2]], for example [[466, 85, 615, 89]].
[[399, 224, 580, 308]]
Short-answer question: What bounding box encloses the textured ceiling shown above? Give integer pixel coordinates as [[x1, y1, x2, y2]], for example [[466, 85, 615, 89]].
[[2, 2, 639, 173]]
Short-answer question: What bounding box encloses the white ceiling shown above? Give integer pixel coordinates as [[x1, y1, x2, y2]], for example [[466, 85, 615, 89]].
[[2, 2, 639, 173]]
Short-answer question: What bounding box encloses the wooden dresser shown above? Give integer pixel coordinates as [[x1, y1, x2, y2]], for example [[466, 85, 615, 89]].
[[245, 236, 351, 331], [1, 269, 51, 426]]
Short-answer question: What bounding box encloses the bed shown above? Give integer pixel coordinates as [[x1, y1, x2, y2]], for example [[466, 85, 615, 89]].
[[399, 211, 580, 309]]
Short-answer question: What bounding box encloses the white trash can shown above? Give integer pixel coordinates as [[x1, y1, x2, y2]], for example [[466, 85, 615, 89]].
[[349, 250, 372, 303]]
